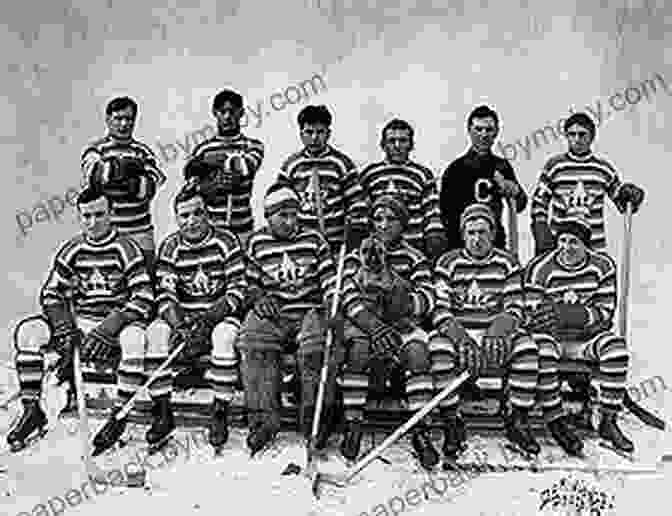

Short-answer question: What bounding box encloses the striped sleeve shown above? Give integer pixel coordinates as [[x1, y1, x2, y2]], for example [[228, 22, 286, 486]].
[[39, 241, 77, 309], [139, 144, 167, 189], [431, 255, 456, 328], [521, 255, 550, 310], [502, 265, 525, 321], [586, 255, 617, 326], [316, 233, 337, 306], [409, 253, 435, 317], [119, 239, 154, 320], [242, 137, 264, 178], [603, 159, 624, 203], [530, 160, 554, 224], [342, 160, 368, 231], [220, 236, 247, 315], [81, 145, 106, 186], [422, 175, 444, 238], [155, 236, 180, 318]]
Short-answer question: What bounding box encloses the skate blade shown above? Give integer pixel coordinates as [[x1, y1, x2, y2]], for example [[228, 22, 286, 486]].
[[9, 426, 49, 453]]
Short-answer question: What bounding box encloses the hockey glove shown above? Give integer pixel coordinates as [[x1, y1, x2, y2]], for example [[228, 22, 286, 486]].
[[253, 295, 281, 320], [176, 315, 213, 363], [526, 300, 560, 335], [531, 220, 555, 256], [82, 327, 120, 369], [351, 309, 402, 362], [424, 232, 449, 263], [183, 157, 218, 181], [614, 183, 645, 214]]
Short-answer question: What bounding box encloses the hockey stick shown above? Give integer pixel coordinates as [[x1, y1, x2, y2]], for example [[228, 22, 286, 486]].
[[494, 172, 519, 260], [313, 370, 470, 495]]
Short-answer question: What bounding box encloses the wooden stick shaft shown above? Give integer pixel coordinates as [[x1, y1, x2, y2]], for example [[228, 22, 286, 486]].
[[618, 203, 633, 338], [344, 370, 470, 482], [73, 345, 102, 479]]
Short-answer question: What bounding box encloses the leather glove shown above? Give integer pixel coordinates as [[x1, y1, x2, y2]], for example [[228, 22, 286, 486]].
[[253, 295, 280, 320], [532, 220, 555, 256], [81, 326, 120, 368], [370, 323, 403, 362], [483, 312, 519, 368], [43, 304, 78, 355], [174, 315, 213, 363], [183, 157, 218, 181], [526, 300, 560, 335], [425, 232, 448, 262], [614, 182, 645, 214]]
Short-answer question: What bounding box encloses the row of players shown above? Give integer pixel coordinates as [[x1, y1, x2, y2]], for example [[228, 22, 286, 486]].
[[9, 182, 634, 472]]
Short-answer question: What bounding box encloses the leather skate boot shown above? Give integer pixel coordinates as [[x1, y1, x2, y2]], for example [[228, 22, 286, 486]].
[[208, 399, 230, 450], [340, 420, 363, 461], [7, 399, 48, 452], [441, 414, 467, 460], [505, 408, 540, 456], [410, 426, 440, 470], [548, 416, 584, 456], [146, 395, 175, 450], [246, 422, 277, 456], [93, 409, 128, 456], [599, 413, 634, 453]]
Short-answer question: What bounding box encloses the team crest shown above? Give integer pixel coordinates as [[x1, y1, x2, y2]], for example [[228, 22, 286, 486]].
[[562, 289, 580, 304], [80, 267, 114, 295], [184, 265, 220, 297], [438, 279, 496, 310], [562, 181, 595, 218], [298, 171, 329, 214], [159, 274, 178, 293], [271, 252, 308, 291]]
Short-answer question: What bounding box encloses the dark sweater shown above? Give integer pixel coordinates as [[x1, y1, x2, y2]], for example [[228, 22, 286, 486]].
[[439, 148, 527, 251]]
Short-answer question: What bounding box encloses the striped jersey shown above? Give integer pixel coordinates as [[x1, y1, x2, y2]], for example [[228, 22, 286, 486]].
[[522, 248, 617, 339], [40, 229, 154, 321], [245, 226, 336, 319], [433, 248, 524, 330], [359, 159, 444, 253], [187, 133, 264, 234], [531, 152, 623, 251], [81, 136, 167, 235], [278, 146, 368, 250], [155, 227, 247, 319], [341, 239, 435, 322]]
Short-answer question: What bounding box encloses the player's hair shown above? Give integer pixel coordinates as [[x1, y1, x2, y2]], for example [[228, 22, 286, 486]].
[[212, 89, 244, 111], [105, 96, 138, 117], [76, 187, 113, 210], [563, 113, 596, 137], [297, 105, 332, 128], [380, 118, 415, 147], [467, 105, 499, 128], [173, 182, 204, 213]]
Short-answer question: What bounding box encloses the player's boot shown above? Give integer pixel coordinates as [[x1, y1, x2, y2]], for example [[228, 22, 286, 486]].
[[92, 410, 127, 456], [146, 395, 175, 452], [208, 399, 230, 451], [7, 399, 48, 452], [246, 422, 277, 457], [410, 426, 440, 470], [340, 420, 363, 461], [548, 416, 584, 456], [441, 414, 467, 461], [598, 413, 634, 453], [505, 408, 540, 457]]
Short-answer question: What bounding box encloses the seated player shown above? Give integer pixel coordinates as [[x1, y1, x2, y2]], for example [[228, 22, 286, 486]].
[[338, 195, 439, 469], [430, 203, 541, 466], [237, 184, 341, 455], [94, 185, 247, 454], [7, 188, 153, 453], [523, 217, 634, 453]]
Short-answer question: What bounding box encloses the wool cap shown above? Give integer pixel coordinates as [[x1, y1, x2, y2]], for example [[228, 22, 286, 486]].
[[371, 194, 409, 228], [264, 185, 300, 217], [460, 203, 496, 232], [554, 218, 591, 246]]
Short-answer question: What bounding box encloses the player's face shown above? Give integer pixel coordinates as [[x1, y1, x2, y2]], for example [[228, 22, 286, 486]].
[[106, 107, 136, 140], [463, 218, 494, 258], [557, 233, 587, 266], [382, 128, 413, 164], [268, 205, 299, 239], [176, 196, 209, 241], [213, 100, 243, 135], [300, 123, 330, 155], [79, 196, 113, 241], [468, 116, 498, 154], [372, 206, 403, 245], [565, 123, 594, 156]]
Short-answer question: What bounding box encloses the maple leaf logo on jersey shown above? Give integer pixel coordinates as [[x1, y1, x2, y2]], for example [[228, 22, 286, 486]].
[[159, 274, 178, 293], [298, 170, 328, 215], [80, 267, 113, 295], [184, 265, 220, 297], [562, 290, 580, 304], [563, 181, 594, 219], [447, 279, 497, 310], [271, 252, 307, 291]]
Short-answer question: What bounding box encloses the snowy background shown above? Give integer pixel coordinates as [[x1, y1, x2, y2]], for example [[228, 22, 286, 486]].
[[1, 1, 670, 514]]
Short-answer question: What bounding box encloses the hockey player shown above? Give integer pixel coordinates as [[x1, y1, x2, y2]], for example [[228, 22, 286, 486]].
[[429, 203, 541, 466], [338, 195, 439, 469], [183, 89, 264, 246], [439, 105, 527, 252], [358, 118, 447, 262], [7, 188, 154, 453], [276, 105, 368, 254], [530, 112, 645, 255], [238, 184, 341, 455], [93, 184, 248, 454], [81, 96, 167, 269], [523, 216, 634, 453]]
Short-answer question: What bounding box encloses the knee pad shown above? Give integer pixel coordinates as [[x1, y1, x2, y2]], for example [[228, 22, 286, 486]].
[[212, 317, 240, 356], [119, 324, 147, 358], [145, 319, 171, 355], [13, 315, 51, 354]]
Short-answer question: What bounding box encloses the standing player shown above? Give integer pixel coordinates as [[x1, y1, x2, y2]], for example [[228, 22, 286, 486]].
[[523, 216, 634, 453], [92, 185, 248, 455], [238, 184, 341, 455], [338, 195, 439, 469], [7, 188, 154, 453], [183, 89, 264, 246], [530, 112, 645, 255], [439, 105, 527, 252], [276, 105, 368, 254], [430, 203, 541, 465], [81, 96, 167, 269], [358, 118, 447, 261]]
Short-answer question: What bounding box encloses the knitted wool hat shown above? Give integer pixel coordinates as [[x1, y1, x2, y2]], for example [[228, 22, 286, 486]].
[[460, 203, 496, 232], [371, 194, 409, 228], [554, 218, 591, 246], [264, 185, 300, 218]]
